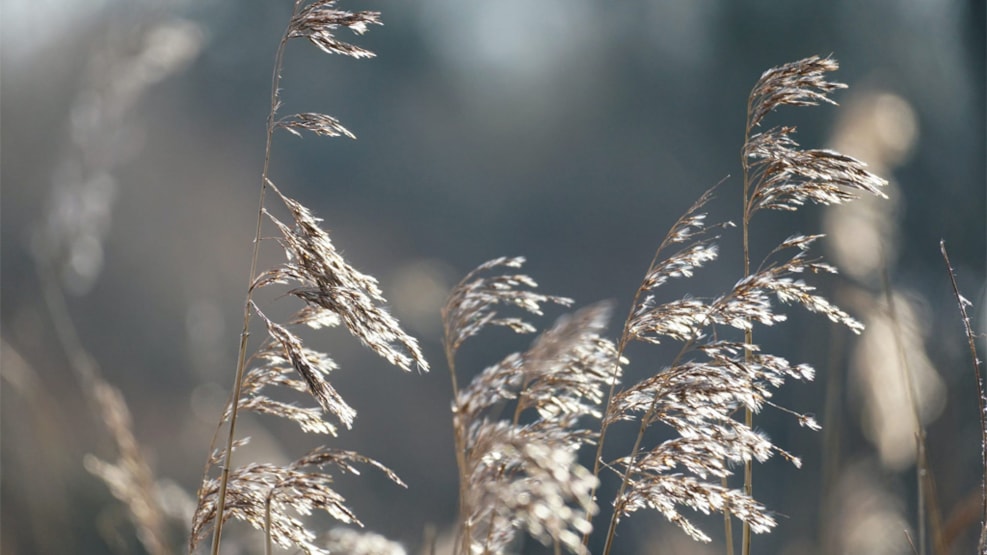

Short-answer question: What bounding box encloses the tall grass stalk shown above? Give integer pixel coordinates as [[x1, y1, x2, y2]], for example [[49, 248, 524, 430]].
[[208, 7, 298, 553], [191, 3, 426, 555], [940, 241, 987, 554]]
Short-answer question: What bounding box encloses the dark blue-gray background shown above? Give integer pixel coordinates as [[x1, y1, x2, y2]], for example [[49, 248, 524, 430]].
[[2, 1, 984, 553]]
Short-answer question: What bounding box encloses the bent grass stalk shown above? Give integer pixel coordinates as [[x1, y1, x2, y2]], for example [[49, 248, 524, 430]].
[[208, 5, 298, 553], [597, 193, 721, 554], [442, 338, 470, 554]]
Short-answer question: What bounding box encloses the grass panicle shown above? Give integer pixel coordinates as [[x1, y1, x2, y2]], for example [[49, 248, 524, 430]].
[[190, 3, 426, 554], [736, 55, 886, 555], [83, 381, 172, 555], [191, 448, 403, 555], [588, 56, 886, 555], [443, 260, 616, 554], [442, 256, 575, 357]]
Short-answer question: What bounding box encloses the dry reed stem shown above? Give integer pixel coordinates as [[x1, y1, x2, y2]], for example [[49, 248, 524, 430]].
[[206, 10, 294, 547], [880, 265, 946, 555], [589, 186, 724, 533], [940, 241, 987, 554], [597, 190, 727, 553]]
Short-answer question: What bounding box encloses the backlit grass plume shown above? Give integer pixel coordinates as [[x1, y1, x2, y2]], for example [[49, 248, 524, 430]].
[[443, 259, 619, 554], [582, 56, 887, 555], [735, 54, 886, 555], [190, 3, 427, 554]]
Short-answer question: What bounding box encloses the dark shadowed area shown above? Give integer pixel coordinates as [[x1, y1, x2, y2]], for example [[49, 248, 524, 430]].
[[2, 1, 984, 554]]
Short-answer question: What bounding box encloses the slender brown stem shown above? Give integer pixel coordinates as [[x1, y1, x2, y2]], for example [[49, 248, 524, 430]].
[[586, 332, 630, 545], [740, 96, 754, 555], [443, 336, 471, 555], [722, 475, 735, 555], [585, 210, 704, 548], [601, 402, 646, 555], [591, 188, 726, 552], [582, 270, 655, 547], [591, 333, 629, 480], [882, 265, 936, 555], [601, 340, 694, 555], [741, 392, 752, 555], [940, 241, 987, 552], [592, 254, 666, 474], [589, 281, 658, 550], [208, 6, 299, 553], [265, 496, 273, 555]]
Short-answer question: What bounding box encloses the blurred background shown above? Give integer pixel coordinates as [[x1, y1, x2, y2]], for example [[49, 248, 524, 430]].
[[2, 0, 984, 553]]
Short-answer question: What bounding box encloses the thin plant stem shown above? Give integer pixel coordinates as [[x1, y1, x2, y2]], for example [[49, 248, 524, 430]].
[[444, 341, 471, 555], [590, 252, 664, 489], [740, 93, 754, 555], [209, 4, 301, 553], [881, 265, 931, 555], [723, 474, 735, 555], [940, 241, 987, 553], [584, 331, 630, 548], [600, 399, 648, 555], [582, 260, 654, 549], [265, 496, 273, 555], [592, 277, 669, 553], [586, 191, 720, 548], [601, 341, 694, 555]]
